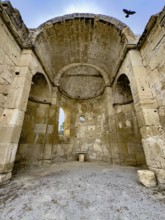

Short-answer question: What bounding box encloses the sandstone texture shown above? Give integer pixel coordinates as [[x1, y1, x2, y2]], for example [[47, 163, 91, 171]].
[[137, 170, 157, 187]]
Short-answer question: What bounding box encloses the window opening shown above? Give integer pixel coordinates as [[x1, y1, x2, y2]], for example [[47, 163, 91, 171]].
[[58, 108, 65, 135], [79, 115, 85, 123]]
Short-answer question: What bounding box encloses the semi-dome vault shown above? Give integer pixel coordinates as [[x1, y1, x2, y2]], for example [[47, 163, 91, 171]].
[[31, 14, 137, 99], [0, 1, 165, 185]]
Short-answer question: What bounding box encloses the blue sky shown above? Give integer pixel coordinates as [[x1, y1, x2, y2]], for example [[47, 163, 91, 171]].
[[2, 0, 165, 34]]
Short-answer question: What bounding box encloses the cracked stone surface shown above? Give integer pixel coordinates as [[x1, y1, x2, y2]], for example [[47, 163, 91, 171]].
[[0, 161, 165, 220]]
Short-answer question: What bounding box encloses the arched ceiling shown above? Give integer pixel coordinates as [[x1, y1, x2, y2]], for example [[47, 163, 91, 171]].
[[31, 13, 137, 99]]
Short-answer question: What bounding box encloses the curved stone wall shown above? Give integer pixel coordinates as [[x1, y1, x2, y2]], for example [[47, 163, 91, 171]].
[[32, 14, 137, 85]]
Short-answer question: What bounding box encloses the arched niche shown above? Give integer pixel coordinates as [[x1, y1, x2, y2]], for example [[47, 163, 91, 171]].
[[29, 72, 51, 103], [111, 73, 146, 166], [15, 72, 52, 166], [32, 14, 136, 84], [113, 74, 133, 106]]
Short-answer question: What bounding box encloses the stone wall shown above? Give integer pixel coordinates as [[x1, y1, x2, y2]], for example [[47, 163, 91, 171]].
[[16, 101, 50, 164], [53, 93, 111, 162], [140, 10, 165, 129], [53, 89, 145, 165], [0, 17, 21, 116], [16, 72, 53, 165], [16, 84, 145, 166], [112, 103, 145, 165], [111, 71, 146, 166]]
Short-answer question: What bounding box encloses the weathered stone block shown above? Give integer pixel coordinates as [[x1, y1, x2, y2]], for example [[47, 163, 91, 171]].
[[111, 143, 119, 155], [124, 157, 137, 166], [128, 143, 142, 154], [137, 170, 157, 187], [79, 154, 85, 162], [0, 126, 22, 143], [140, 126, 159, 139], [156, 169, 165, 185], [142, 108, 160, 126], [109, 133, 118, 142], [0, 109, 24, 126], [118, 142, 128, 155], [142, 136, 165, 163], [12, 74, 32, 90], [43, 144, 52, 160], [15, 66, 33, 79], [5, 87, 30, 111], [117, 132, 128, 143], [35, 124, 47, 134]]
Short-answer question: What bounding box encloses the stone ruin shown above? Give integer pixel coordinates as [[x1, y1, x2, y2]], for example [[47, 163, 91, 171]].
[[0, 1, 165, 185]]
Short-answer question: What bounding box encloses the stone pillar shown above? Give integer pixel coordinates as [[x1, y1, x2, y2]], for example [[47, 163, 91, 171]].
[[129, 50, 165, 179], [105, 86, 114, 121], [42, 87, 59, 164], [0, 50, 33, 183], [104, 86, 116, 163]]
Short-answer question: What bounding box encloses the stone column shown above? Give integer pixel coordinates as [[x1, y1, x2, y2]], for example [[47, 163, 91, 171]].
[[42, 87, 59, 164], [129, 49, 165, 182], [104, 86, 116, 163], [0, 50, 33, 183]]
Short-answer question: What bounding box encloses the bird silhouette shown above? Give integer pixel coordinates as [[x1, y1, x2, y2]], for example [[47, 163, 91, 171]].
[[123, 9, 136, 18]]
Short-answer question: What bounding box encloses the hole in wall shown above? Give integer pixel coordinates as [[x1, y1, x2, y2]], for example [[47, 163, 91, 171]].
[[58, 108, 65, 135], [79, 115, 85, 123]]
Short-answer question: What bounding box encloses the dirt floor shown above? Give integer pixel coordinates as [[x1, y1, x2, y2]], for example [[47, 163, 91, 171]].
[[0, 161, 165, 220]]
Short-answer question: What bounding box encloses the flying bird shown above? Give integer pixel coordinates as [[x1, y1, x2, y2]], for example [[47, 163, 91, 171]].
[[123, 9, 136, 18]]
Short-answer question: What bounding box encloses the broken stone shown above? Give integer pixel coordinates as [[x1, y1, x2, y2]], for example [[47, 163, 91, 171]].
[[156, 169, 165, 185], [137, 170, 157, 187]]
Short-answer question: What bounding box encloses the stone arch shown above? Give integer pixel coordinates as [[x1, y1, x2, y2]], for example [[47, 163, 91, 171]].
[[54, 63, 109, 100], [15, 72, 52, 166], [54, 63, 110, 86], [125, 50, 165, 174], [29, 72, 52, 103], [113, 73, 133, 105], [111, 72, 146, 166], [31, 13, 137, 85]]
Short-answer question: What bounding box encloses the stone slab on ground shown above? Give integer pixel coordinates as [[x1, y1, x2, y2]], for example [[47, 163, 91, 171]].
[[137, 169, 157, 187]]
